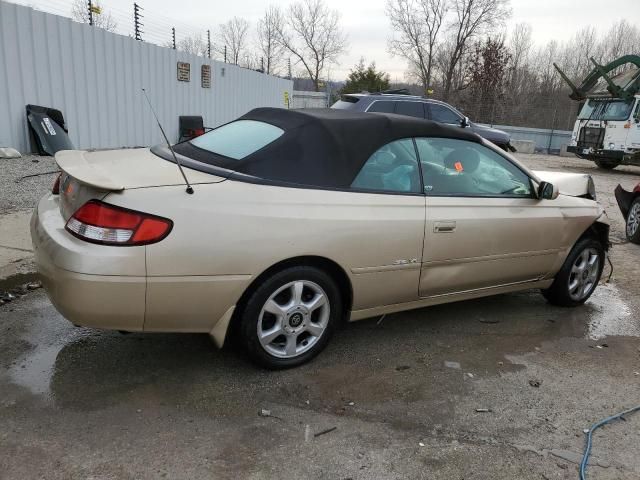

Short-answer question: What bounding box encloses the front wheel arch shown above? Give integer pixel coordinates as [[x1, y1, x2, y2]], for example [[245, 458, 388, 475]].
[[580, 220, 610, 251]]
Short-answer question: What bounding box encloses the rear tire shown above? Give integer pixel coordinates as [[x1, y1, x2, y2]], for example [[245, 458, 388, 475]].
[[626, 197, 640, 244], [542, 237, 604, 307], [594, 160, 619, 170], [238, 266, 342, 369]]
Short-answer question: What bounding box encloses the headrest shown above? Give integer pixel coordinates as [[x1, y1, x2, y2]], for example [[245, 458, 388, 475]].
[[371, 150, 396, 166]]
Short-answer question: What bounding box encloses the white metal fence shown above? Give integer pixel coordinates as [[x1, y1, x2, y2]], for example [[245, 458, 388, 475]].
[[0, 1, 293, 153]]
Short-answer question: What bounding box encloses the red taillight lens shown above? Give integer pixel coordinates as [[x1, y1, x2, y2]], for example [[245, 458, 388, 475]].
[[65, 200, 172, 246], [52, 173, 62, 194]]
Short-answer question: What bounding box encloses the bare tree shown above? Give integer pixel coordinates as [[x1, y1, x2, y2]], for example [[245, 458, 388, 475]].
[[257, 6, 286, 74], [601, 19, 640, 62], [441, 0, 510, 100], [276, 0, 348, 91], [509, 23, 532, 73], [218, 17, 250, 65], [71, 0, 117, 32], [386, 0, 447, 92], [175, 34, 209, 57]]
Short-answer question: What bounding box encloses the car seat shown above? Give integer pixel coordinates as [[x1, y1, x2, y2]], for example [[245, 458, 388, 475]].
[[430, 148, 481, 194]]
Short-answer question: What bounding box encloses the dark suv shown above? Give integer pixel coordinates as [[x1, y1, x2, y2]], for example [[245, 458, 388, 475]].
[[332, 93, 515, 151]]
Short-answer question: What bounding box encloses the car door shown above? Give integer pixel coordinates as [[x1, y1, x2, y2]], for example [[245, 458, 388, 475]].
[[415, 137, 566, 297], [348, 138, 426, 309]]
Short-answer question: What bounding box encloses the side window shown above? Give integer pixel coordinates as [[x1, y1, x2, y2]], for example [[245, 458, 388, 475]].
[[428, 104, 462, 124], [351, 139, 421, 194], [368, 101, 396, 113], [415, 138, 532, 197], [396, 101, 425, 119]]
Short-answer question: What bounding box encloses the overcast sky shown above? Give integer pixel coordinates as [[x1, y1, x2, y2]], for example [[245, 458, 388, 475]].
[[19, 0, 640, 80]]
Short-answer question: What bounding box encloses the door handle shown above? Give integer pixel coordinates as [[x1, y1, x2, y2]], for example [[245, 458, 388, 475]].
[[434, 221, 456, 233]]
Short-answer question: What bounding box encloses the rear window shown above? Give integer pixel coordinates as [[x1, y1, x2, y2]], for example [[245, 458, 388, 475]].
[[190, 120, 284, 160], [331, 96, 360, 109]]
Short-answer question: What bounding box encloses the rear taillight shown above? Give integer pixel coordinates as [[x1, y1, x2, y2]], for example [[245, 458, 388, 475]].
[[52, 173, 61, 194], [65, 200, 173, 246]]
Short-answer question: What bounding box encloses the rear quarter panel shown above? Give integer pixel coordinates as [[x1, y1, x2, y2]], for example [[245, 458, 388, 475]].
[[104, 181, 425, 330]]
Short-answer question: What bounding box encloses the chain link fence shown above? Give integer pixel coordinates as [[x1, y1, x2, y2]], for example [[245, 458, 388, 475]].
[[436, 91, 580, 132]]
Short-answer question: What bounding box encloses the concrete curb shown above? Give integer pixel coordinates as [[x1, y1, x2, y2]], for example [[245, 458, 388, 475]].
[[0, 210, 36, 282]]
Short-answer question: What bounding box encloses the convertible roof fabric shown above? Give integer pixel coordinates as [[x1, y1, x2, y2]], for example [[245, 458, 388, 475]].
[[173, 107, 483, 188]]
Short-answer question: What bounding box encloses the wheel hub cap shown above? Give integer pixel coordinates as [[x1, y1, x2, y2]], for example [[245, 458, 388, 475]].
[[567, 247, 600, 301], [627, 203, 640, 237], [257, 280, 330, 359]]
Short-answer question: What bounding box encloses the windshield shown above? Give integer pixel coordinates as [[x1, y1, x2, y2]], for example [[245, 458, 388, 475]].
[[577, 99, 634, 121], [190, 120, 284, 160]]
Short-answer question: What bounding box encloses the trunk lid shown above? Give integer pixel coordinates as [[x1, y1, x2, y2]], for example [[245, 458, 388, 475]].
[[56, 148, 224, 219], [56, 148, 222, 190]]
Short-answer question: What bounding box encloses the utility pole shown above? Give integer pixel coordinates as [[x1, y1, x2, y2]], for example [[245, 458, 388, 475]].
[[88, 0, 93, 26], [171, 27, 176, 49], [224, 45, 227, 63], [207, 30, 211, 59], [134, 3, 143, 41]]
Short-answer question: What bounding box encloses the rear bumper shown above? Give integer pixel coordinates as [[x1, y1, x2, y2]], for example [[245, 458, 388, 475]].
[[31, 194, 147, 330], [31, 194, 250, 340]]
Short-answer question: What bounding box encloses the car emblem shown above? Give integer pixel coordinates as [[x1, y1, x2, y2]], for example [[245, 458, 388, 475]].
[[289, 313, 303, 327]]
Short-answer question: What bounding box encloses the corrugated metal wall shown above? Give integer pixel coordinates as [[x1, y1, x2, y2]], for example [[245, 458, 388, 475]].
[[0, 1, 293, 153]]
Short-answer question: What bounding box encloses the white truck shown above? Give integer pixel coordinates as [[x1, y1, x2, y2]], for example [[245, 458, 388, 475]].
[[555, 55, 640, 170]]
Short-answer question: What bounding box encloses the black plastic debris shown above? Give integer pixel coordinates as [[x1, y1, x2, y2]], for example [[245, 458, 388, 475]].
[[26, 104, 74, 156]]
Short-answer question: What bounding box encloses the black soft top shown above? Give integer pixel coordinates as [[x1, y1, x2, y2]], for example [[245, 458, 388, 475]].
[[173, 107, 483, 188]]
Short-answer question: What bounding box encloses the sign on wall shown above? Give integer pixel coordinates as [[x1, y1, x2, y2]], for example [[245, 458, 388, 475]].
[[201, 64, 211, 88], [177, 62, 190, 82]]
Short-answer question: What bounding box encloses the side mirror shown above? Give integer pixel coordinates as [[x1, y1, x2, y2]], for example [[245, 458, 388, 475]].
[[460, 116, 470, 128], [538, 181, 559, 200]]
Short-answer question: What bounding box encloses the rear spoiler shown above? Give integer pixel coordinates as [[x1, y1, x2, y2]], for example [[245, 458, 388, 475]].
[[55, 150, 125, 191]]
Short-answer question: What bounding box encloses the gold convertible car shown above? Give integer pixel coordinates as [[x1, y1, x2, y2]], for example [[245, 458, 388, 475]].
[[31, 108, 609, 368]]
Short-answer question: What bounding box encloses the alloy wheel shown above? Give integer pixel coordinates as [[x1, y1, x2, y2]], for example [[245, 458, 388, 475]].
[[257, 280, 330, 359], [627, 202, 640, 238], [567, 247, 600, 301]]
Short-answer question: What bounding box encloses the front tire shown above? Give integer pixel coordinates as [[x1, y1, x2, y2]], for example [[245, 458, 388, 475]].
[[542, 237, 604, 307], [238, 266, 342, 369], [626, 197, 640, 244], [594, 160, 619, 170]]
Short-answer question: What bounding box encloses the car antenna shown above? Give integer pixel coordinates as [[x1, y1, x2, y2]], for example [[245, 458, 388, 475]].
[[142, 88, 194, 194]]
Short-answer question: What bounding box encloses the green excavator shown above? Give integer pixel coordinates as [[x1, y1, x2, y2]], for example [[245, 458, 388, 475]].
[[554, 55, 640, 170]]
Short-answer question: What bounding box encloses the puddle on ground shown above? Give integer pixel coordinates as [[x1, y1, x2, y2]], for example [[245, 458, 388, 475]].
[[576, 283, 637, 340], [9, 343, 65, 397], [8, 327, 94, 399]]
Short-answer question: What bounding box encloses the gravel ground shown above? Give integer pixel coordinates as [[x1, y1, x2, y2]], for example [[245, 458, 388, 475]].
[[0, 154, 58, 215]]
